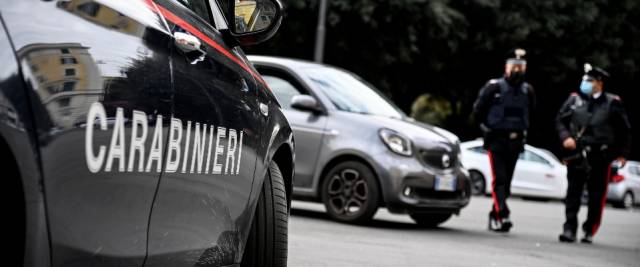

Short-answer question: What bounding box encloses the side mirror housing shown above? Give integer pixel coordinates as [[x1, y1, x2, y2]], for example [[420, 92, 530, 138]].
[[290, 95, 322, 114], [220, 0, 283, 46]]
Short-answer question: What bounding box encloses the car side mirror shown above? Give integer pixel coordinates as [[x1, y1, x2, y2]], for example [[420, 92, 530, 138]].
[[290, 95, 321, 113], [220, 0, 283, 46]]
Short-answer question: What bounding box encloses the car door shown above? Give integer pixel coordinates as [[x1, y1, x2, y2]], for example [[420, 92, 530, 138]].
[[1, 0, 174, 265], [145, 1, 262, 265], [629, 164, 640, 200], [257, 66, 328, 189], [513, 149, 553, 193]]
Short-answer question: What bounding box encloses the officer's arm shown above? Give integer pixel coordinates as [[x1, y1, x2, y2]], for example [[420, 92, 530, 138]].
[[611, 98, 632, 158], [527, 84, 536, 121], [555, 95, 575, 142], [472, 82, 498, 127]]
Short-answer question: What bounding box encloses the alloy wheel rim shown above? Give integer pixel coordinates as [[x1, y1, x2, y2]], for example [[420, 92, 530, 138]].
[[327, 168, 368, 216], [471, 173, 484, 194], [623, 193, 633, 209]]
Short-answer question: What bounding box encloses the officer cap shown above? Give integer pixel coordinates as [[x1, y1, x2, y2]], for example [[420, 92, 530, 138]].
[[505, 48, 527, 65], [583, 63, 610, 81]]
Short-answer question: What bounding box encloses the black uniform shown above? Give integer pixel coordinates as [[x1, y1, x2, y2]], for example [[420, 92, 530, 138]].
[[556, 91, 631, 238], [473, 77, 536, 225]]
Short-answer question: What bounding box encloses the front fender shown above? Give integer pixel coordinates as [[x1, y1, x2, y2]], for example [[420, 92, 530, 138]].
[[235, 103, 293, 263]]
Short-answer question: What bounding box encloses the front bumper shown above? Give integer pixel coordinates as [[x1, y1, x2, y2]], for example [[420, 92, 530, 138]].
[[607, 182, 627, 202], [371, 150, 471, 215]]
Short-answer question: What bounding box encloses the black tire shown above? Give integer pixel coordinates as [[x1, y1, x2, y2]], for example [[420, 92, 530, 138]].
[[321, 161, 380, 224], [614, 191, 634, 209], [469, 170, 486, 196], [410, 213, 453, 228], [241, 162, 288, 267]]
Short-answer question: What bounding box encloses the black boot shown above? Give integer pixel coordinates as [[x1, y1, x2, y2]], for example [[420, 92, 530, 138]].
[[498, 217, 513, 232], [488, 213, 502, 232], [558, 229, 576, 243], [581, 233, 593, 244]]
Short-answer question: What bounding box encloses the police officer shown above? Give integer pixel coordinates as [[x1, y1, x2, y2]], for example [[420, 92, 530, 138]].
[[556, 64, 631, 244], [473, 48, 536, 232]]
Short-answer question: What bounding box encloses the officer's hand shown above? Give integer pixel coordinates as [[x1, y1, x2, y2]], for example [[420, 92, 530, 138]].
[[563, 138, 577, 150]]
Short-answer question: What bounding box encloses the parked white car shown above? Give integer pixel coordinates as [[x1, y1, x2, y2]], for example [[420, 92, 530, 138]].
[[608, 160, 640, 209], [461, 140, 568, 200]]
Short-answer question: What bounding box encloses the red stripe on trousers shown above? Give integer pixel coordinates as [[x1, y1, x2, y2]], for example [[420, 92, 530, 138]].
[[488, 150, 501, 220], [592, 164, 611, 235]]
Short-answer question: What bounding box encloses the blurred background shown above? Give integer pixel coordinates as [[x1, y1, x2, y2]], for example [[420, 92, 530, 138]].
[[246, 0, 640, 159]]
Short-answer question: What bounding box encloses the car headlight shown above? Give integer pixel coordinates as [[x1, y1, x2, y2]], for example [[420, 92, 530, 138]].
[[379, 128, 413, 156]]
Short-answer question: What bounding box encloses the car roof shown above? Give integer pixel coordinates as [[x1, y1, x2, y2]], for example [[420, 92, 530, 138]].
[[461, 139, 563, 163], [248, 55, 326, 70]]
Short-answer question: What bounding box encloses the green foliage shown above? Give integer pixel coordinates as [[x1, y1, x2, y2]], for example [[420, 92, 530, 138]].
[[410, 93, 453, 127]]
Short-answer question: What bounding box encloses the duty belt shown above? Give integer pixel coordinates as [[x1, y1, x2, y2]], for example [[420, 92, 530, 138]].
[[583, 144, 609, 153], [492, 131, 524, 140]]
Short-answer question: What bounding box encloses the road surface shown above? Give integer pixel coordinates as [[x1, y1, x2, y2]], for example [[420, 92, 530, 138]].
[[289, 197, 640, 267]]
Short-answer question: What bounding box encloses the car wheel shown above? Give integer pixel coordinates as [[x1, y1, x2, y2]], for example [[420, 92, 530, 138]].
[[321, 161, 380, 224], [469, 170, 486, 196], [622, 191, 634, 209], [241, 161, 288, 267], [410, 213, 453, 228]]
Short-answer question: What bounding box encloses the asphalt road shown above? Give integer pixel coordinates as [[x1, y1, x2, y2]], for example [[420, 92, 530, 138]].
[[288, 197, 640, 267]]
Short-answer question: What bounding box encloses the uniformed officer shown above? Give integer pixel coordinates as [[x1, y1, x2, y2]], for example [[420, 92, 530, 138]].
[[556, 64, 631, 244], [473, 48, 536, 232]]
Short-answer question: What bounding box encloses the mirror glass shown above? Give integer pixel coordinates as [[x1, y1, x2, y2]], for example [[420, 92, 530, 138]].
[[291, 95, 319, 112], [234, 0, 277, 34]]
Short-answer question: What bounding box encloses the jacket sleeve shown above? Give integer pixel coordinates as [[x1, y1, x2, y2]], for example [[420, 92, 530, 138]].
[[527, 84, 536, 124], [610, 98, 632, 158], [555, 95, 576, 142], [472, 82, 498, 129]]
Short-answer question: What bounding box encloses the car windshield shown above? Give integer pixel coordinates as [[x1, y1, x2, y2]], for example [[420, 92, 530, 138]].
[[301, 66, 405, 119]]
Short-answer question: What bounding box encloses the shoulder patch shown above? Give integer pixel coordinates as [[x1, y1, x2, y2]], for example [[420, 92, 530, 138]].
[[606, 93, 622, 102], [488, 79, 499, 84]]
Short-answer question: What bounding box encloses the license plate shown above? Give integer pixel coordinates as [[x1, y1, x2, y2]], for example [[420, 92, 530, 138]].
[[435, 175, 456, 191]]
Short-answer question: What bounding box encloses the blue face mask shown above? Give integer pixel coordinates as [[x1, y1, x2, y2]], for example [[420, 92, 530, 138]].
[[580, 80, 593, 95]]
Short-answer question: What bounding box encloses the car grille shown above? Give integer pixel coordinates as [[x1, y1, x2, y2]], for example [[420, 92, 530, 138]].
[[418, 147, 458, 169], [414, 188, 463, 200]]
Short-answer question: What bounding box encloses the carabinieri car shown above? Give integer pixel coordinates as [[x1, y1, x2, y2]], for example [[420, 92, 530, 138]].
[[0, 0, 293, 266]]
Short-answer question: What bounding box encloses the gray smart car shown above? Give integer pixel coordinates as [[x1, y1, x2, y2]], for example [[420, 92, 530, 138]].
[[250, 56, 471, 226]]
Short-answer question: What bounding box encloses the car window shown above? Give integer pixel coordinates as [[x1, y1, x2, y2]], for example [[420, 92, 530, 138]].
[[176, 0, 213, 23], [301, 66, 405, 119], [263, 75, 303, 109], [468, 146, 487, 154], [630, 165, 640, 176], [523, 150, 551, 166], [538, 148, 561, 163]]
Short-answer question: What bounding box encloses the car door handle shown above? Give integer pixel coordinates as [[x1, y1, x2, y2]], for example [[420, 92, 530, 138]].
[[173, 32, 206, 64], [174, 32, 201, 52], [259, 102, 269, 117]]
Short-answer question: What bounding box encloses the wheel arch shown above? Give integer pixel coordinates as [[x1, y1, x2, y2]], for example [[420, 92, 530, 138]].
[[468, 168, 490, 194], [271, 143, 294, 207], [317, 153, 385, 206]]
